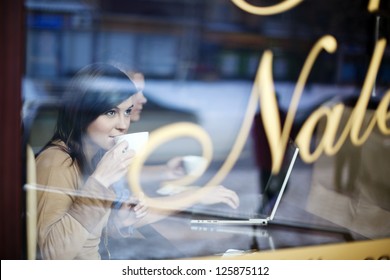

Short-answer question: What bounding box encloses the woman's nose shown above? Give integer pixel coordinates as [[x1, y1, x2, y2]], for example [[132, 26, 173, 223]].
[[117, 115, 129, 130], [139, 92, 147, 104]]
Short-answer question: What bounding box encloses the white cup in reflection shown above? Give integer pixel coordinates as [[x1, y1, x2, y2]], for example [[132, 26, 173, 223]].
[[114, 131, 149, 153], [182, 155, 207, 176]]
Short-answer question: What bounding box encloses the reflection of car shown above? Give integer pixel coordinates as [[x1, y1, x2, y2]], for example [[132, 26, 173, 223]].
[[141, 80, 359, 161]]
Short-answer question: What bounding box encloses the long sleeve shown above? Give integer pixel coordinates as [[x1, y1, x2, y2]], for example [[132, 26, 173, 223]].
[[36, 145, 116, 259]]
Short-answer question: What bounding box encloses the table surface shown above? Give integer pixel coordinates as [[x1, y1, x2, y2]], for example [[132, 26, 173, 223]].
[[102, 211, 360, 260], [102, 157, 370, 260]]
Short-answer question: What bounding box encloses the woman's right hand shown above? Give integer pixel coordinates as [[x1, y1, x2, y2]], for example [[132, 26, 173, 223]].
[[199, 185, 240, 209], [92, 141, 135, 188]]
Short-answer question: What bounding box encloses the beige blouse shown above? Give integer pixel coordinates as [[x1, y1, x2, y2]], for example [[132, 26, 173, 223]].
[[36, 142, 116, 259]]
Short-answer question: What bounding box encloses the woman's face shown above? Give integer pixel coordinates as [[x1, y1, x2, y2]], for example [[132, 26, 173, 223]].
[[130, 91, 147, 122], [86, 95, 134, 150]]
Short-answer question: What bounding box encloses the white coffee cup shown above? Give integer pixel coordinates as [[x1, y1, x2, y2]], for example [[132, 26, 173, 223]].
[[114, 131, 149, 153], [182, 155, 207, 176]]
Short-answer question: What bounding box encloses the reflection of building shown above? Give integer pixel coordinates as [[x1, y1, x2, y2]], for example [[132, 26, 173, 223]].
[[25, 0, 390, 84]]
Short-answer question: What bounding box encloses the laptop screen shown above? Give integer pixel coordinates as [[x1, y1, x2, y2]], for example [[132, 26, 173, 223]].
[[261, 140, 299, 220]]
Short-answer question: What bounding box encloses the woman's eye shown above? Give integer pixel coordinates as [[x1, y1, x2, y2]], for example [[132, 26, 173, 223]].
[[125, 108, 132, 116], [105, 110, 116, 117]]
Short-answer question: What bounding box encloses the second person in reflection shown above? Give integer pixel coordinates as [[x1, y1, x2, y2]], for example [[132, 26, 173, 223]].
[[126, 71, 188, 183]]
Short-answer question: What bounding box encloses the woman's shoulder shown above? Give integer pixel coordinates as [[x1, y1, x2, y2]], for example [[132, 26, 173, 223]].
[[36, 141, 73, 167]]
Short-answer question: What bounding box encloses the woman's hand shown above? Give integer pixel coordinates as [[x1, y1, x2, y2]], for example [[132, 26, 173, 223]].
[[141, 157, 186, 183], [199, 185, 240, 209], [165, 156, 186, 180], [113, 193, 148, 228], [92, 141, 135, 188], [107, 193, 148, 237]]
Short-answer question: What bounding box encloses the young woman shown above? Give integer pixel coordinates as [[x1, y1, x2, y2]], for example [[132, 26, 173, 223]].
[[35, 63, 239, 260], [36, 63, 147, 259]]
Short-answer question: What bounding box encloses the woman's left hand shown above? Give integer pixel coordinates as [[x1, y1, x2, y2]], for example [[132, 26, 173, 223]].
[[113, 193, 148, 228]]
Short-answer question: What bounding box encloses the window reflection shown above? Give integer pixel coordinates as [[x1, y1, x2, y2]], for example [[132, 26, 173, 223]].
[[24, 0, 390, 260]]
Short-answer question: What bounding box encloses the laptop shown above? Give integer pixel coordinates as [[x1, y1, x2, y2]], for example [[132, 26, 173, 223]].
[[190, 140, 299, 226]]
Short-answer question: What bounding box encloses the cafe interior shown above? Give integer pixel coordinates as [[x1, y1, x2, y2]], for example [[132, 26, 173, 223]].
[[1, 0, 390, 259]]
